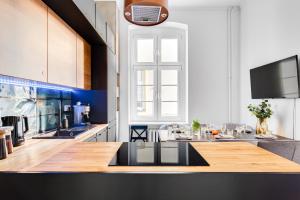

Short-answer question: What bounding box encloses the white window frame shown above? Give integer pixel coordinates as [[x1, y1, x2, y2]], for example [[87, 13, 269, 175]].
[[129, 24, 188, 124], [132, 67, 158, 121]]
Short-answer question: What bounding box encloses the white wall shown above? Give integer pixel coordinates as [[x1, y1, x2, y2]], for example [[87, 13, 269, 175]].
[[240, 0, 300, 139], [119, 7, 240, 141], [169, 7, 240, 125]]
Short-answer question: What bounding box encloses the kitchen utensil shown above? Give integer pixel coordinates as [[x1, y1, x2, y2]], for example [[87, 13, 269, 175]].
[[0, 126, 14, 154], [73, 102, 91, 126], [1, 116, 29, 146]]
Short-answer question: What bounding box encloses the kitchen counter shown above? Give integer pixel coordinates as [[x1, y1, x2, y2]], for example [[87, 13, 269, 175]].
[[2, 140, 299, 173], [0, 124, 108, 171], [1, 140, 300, 200]]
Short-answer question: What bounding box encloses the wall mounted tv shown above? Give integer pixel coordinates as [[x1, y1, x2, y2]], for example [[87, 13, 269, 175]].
[[250, 55, 300, 99]]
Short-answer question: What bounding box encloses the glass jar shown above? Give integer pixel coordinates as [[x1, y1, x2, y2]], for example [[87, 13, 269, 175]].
[[0, 127, 14, 154], [0, 130, 7, 160], [256, 118, 268, 135]]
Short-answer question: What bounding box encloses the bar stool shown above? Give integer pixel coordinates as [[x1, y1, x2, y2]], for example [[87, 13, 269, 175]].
[[130, 125, 148, 142]]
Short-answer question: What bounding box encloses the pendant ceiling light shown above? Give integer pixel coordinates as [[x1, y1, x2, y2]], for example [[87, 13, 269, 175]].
[[124, 0, 169, 26]]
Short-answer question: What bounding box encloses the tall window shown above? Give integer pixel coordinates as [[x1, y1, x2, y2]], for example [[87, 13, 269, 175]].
[[129, 26, 188, 123]]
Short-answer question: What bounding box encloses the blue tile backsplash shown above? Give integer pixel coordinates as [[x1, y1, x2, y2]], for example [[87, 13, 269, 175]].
[[0, 83, 72, 138]]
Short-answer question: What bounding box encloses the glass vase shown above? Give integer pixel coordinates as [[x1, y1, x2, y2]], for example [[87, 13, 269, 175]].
[[256, 118, 268, 135]]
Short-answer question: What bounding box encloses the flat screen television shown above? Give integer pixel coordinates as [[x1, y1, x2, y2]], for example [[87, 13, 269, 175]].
[[250, 55, 300, 99]]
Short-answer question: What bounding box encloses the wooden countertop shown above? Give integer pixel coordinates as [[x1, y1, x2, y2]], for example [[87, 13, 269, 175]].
[[28, 142, 300, 173], [0, 124, 108, 171], [1, 131, 300, 173]]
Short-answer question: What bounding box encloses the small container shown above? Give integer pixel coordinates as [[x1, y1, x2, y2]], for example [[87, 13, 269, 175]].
[[5, 133, 13, 154], [4, 127, 14, 154], [62, 115, 69, 129], [0, 129, 7, 160]]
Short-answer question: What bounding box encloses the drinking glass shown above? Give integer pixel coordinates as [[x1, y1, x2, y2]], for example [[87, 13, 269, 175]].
[[200, 124, 209, 140], [236, 126, 242, 136], [201, 124, 206, 133], [227, 129, 234, 136], [221, 124, 227, 135], [241, 124, 246, 134]]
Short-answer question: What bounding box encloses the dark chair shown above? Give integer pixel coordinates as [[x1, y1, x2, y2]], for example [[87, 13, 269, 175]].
[[130, 125, 148, 142], [292, 143, 300, 164], [257, 141, 296, 160]]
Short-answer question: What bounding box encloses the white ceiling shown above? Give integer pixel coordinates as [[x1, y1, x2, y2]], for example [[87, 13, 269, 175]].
[[168, 0, 241, 8]]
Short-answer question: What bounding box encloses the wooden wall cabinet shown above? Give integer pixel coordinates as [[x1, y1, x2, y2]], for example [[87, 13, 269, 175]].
[[0, 0, 48, 82], [77, 35, 91, 90], [47, 9, 77, 87], [73, 0, 96, 28]]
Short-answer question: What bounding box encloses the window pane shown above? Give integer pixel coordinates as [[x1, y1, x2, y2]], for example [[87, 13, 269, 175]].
[[161, 102, 178, 116], [161, 39, 178, 63], [161, 70, 178, 85], [137, 39, 154, 63], [137, 102, 153, 116], [161, 86, 178, 101], [137, 86, 154, 101], [137, 70, 154, 85]]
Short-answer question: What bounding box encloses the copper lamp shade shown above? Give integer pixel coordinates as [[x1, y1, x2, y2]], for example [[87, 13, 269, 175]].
[[124, 0, 169, 26]]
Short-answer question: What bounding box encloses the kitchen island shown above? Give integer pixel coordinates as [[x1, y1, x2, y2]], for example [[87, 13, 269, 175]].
[[1, 139, 300, 173], [30, 142, 300, 173], [1, 139, 300, 200]]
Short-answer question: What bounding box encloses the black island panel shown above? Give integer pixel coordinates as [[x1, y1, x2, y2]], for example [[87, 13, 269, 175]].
[[0, 172, 300, 200]]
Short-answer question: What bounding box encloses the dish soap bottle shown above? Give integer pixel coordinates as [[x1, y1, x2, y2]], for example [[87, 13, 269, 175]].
[[62, 115, 69, 129]]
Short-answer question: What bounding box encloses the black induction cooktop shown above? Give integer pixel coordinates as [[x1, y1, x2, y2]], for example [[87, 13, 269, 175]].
[[109, 142, 209, 166]]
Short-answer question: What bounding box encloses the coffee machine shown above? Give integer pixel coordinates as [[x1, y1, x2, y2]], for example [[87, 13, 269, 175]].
[[73, 102, 90, 126], [1, 116, 29, 146]]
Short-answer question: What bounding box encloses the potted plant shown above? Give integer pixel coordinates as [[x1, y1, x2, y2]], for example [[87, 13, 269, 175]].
[[192, 120, 201, 135], [248, 100, 273, 135]]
